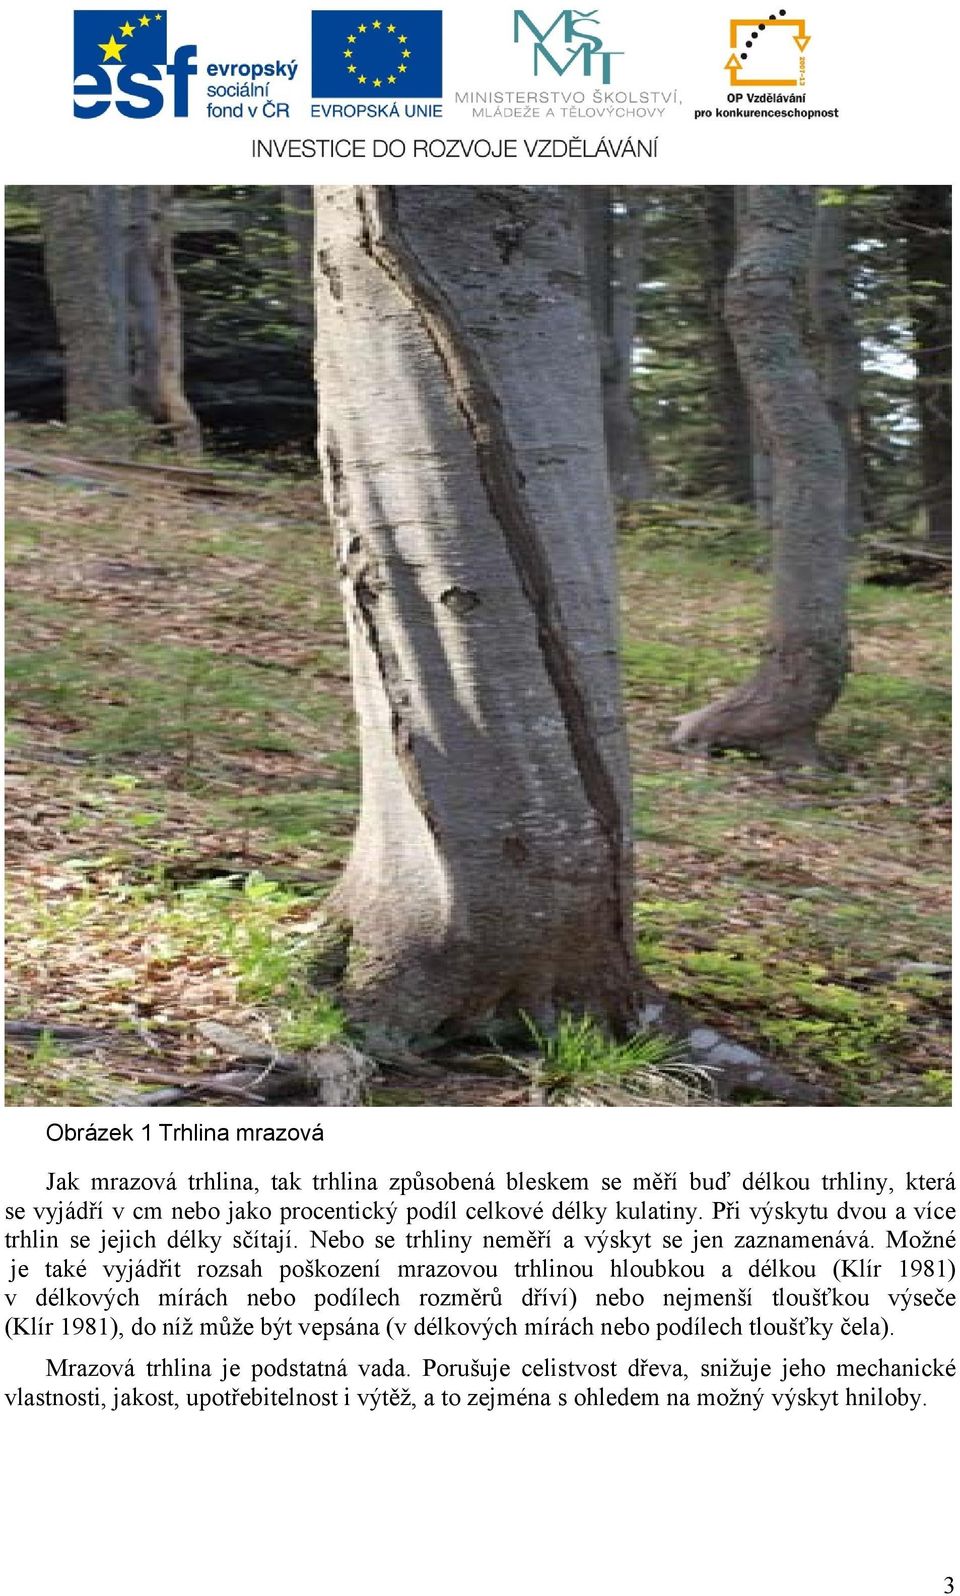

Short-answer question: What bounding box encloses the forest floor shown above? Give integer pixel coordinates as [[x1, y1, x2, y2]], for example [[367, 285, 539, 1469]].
[[4, 423, 951, 1108]]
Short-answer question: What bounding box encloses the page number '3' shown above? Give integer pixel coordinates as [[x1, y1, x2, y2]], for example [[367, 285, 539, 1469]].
[[944, 1579, 953, 1594]]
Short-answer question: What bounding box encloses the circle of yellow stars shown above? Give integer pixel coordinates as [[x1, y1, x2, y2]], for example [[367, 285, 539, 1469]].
[[343, 19, 412, 89], [97, 13, 164, 64]]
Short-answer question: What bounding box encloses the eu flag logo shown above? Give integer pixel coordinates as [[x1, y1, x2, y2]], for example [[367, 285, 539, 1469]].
[[312, 11, 442, 97], [74, 10, 168, 74]]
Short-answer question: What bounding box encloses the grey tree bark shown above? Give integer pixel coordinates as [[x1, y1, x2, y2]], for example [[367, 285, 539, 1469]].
[[128, 186, 202, 455], [36, 186, 130, 419], [313, 185, 639, 1039], [703, 187, 752, 504], [579, 186, 651, 501], [809, 195, 864, 537], [674, 186, 849, 764], [751, 420, 774, 528]]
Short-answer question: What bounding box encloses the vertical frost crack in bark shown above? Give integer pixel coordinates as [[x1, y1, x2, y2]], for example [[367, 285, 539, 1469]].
[[355, 186, 629, 952], [325, 425, 441, 844], [350, 558, 442, 844]]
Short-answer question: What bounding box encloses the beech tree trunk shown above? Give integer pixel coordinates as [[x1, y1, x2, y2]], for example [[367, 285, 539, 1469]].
[[579, 186, 651, 501], [36, 186, 130, 419], [902, 186, 952, 539], [703, 187, 752, 504], [809, 196, 864, 537], [128, 186, 202, 455], [313, 185, 638, 1039], [674, 187, 848, 763]]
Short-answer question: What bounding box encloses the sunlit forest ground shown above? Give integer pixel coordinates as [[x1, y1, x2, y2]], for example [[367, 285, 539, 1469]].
[[4, 423, 951, 1106]]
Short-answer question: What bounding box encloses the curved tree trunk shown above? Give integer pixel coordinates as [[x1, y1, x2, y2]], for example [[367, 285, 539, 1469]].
[[314, 185, 638, 1039], [128, 186, 202, 456], [36, 186, 131, 419], [579, 186, 651, 502], [809, 195, 864, 538], [673, 186, 848, 764]]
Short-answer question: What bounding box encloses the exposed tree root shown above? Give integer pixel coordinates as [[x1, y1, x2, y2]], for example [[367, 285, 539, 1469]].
[[637, 985, 832, 1105], [673, 707, 824, 766]]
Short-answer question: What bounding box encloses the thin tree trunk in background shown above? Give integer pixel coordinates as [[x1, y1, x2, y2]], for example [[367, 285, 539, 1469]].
[[95, 187, 129, 411], [809, 195, 864, 537], [857, 396, 877, 529], [674, 186, 848, 763], [36, 186, 130, 419], [735, 188, 773, 527], [703, 186, 752, 503], [128, 186, 202, 456], [314, 185, 638, 1039], [579, 186, 651, 501], [282, 186, 315, 332], [902, 185, 952, 539]]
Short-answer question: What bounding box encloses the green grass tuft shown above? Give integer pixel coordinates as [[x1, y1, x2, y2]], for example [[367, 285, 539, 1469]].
[[517, 1012, 709, 1106]]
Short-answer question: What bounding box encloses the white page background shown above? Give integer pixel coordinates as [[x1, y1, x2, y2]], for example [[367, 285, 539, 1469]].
[[2, 3, 955, 1591]]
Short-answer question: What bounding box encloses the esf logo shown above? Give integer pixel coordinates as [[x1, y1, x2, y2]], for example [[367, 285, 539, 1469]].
[[513, 8, 623, 83], [73, 10, 197, 117]]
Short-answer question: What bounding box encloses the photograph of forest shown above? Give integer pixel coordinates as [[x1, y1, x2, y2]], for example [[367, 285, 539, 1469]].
[[3, 184, 951, 1108]]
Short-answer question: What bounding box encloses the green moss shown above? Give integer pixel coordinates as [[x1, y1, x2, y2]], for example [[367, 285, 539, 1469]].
[[843, 673, 950, 720], [915, 1071, 952, 1106], [640, 938, 911, 1082]]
